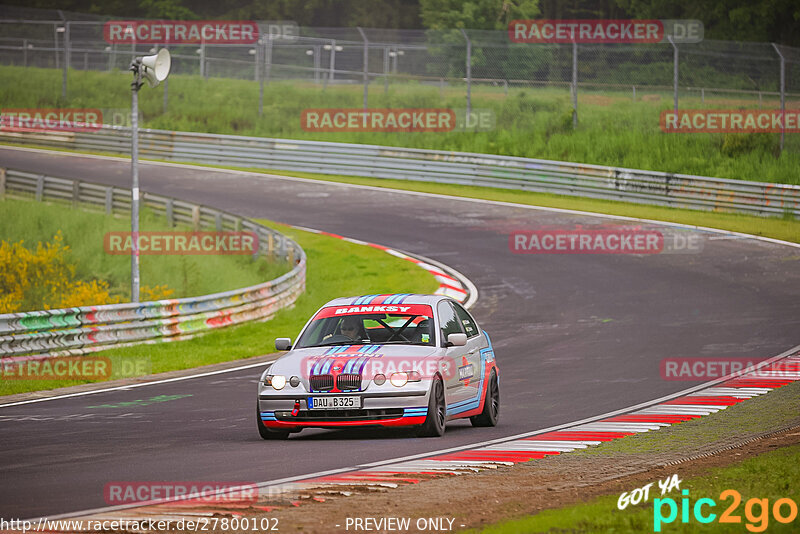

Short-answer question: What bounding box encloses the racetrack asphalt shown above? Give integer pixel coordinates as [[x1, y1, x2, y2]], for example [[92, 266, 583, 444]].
[[1, 147, 798, 519]]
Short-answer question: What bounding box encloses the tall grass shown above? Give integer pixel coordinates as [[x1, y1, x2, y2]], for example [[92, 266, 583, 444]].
[[0, 198, 287, 302], [1, 65, 798, 184]]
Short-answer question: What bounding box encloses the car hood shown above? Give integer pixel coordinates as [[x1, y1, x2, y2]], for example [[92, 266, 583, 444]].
[[267, 344, 440, 378]]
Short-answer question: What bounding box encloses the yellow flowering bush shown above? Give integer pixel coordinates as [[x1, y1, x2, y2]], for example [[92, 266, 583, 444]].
[[0, 231, 137, 313]]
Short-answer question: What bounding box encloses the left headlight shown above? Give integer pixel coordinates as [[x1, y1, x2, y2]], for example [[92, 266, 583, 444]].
[[263, 374, 287, 390]]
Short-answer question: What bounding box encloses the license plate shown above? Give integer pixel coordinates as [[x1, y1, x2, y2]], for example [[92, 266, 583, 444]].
[[308, 396, 361, 410]]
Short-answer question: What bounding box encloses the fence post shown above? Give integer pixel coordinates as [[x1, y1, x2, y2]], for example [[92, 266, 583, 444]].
[[314, 44, 321, 85], [264, 34, 273, 84], [383, 45, 389, 93], [572, 41, 578, 127], [62, 22, 70, 99], [772, 43, 786, 155], [199, 41, 205, 78], [461, 29, 472, 117], [668, 36, 678, 113], [254, 40, 260, 81], [54, 23, 59, 69], [259, 37, 265, 116], [328, 39, 336, 82], [632, 85, 636, 101], [162, 47, 169, 114], [357, 27, 369, 111]]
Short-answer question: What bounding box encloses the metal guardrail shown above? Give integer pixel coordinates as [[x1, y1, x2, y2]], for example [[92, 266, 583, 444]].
[[1, 126, 798, 217], [0, 167, 306, 357]]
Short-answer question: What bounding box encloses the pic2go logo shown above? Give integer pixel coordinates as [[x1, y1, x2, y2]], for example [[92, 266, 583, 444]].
[[653, 489, 799, 532]]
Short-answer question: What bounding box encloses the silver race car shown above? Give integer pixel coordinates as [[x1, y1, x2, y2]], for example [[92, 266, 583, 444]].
[[257, 294, 499, 439]]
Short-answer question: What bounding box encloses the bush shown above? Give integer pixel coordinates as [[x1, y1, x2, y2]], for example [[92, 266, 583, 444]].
[[0, 231, 123, 313]]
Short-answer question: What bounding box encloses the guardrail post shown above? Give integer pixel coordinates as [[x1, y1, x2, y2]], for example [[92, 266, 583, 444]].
[[192, 205, 200, 231], [35, 174, 44, 202], [215, 212, 222, 232], [23, 39, 28, 67], [268, 232, 274, 256], [72, 180, 79, 209], [0, 168, 6, 200], [234, 216, 241, 231], [165, 198, 174, 227], [105, 187, 113, 214]]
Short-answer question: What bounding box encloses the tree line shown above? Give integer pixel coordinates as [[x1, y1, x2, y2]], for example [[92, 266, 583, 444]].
[[4, 0, 798, 45]]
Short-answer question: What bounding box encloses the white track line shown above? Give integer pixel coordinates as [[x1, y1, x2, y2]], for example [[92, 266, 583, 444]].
[[0, 360, 274, 408]]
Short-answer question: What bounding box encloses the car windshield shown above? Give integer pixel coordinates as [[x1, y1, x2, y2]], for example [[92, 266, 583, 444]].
[[295, 304, 435, 348]]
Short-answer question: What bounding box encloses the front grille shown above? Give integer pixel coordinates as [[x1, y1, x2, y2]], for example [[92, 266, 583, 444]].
[[310, 374, 334, 391], [274, 408, 404, 422], [336, 373, 362, 391]]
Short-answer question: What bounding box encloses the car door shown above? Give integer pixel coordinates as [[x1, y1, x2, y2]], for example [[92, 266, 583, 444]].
[[436, 300, 470, 408], [452, 301, 486, 408]]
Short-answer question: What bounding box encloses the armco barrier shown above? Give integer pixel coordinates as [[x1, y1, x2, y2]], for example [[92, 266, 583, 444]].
[[1, 126, 799, 217], [0, 168, 306, 357]]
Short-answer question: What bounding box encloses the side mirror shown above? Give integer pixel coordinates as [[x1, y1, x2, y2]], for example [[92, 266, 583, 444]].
[[275, 338, 292, 351], [446, 333, 467, 347]]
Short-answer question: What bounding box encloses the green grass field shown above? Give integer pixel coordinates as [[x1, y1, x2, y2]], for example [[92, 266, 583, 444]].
[[477, 444, 800, 533], [0, 220, 439, 396], [0, 197, 286, 303], [2, 65, 799, 184]]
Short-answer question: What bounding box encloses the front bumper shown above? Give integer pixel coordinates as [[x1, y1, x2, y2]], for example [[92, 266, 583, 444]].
[[258, 385, 430, 429]]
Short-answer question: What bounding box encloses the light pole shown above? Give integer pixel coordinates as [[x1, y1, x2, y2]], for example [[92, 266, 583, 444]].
[[129, 48, 170, 302]]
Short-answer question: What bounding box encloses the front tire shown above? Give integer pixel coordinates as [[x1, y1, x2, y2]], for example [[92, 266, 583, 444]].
[[417, 376, 446, 437], [470, 369, 499, 427], [257, 403, 290, 440]]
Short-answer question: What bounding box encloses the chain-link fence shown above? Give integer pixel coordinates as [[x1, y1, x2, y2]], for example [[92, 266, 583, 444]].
[[1, 5, 799, 150]]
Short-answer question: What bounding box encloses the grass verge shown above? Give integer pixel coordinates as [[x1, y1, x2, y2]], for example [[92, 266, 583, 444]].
[[1, 65, 799, 184], [0, 221, 439, 396], [474, 380, 800, 533]]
